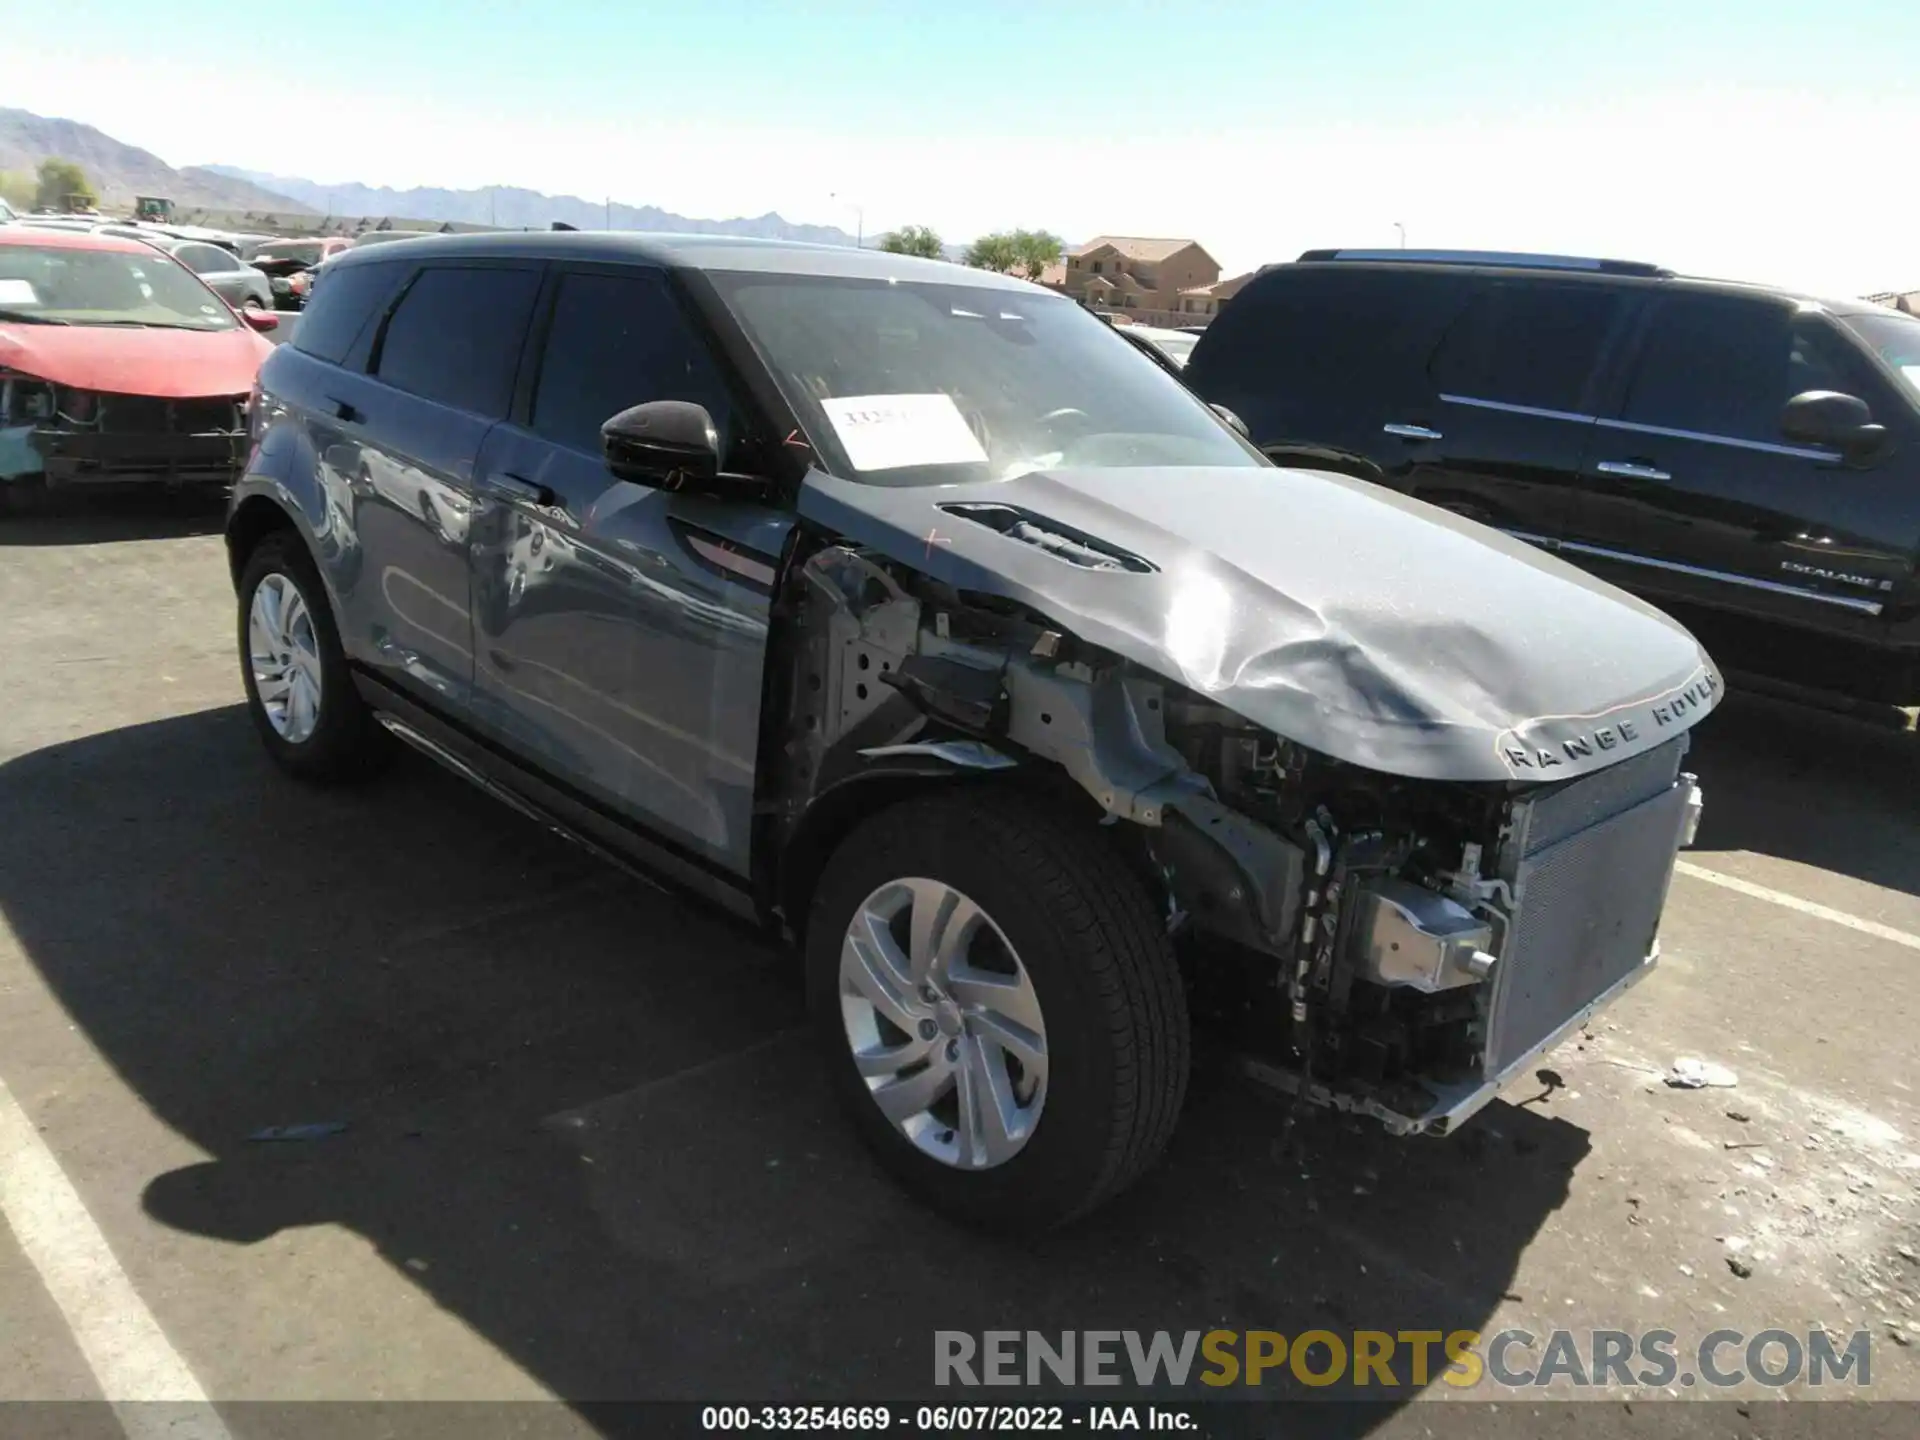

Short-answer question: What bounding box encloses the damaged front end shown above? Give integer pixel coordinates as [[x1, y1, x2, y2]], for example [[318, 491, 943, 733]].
[[1, 370, 249, 491], [772, 536, 1707, 1139]]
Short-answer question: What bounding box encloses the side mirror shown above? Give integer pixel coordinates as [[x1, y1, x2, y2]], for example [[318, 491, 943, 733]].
[[1781, 390, 1885, 461], [602, 400, 720, 486], [1210, 403, 1249, 438], [240, 308, 278, 333]]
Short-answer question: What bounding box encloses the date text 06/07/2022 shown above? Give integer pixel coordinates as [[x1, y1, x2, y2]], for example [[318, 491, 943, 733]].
[[699, 1404, 1197, 1432]]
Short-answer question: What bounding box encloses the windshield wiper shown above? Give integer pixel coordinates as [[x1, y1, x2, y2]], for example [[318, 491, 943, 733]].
[[0, 308, 70, 325]]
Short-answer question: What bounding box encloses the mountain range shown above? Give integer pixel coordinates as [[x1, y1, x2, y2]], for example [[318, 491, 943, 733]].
[[201, 167, 863, 247], [3, 106, 863, 246], [0, 107, 311, 214]]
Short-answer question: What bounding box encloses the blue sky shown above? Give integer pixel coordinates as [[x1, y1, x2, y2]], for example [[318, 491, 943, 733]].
[[10, 2, 1919, 290]]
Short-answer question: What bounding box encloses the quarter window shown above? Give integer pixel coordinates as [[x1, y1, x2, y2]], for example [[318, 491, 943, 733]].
[[293, 261, 407, 366], [529, 269, 735, 460], [373, 265, 541, 417], [1430, 282, 1621, 414]]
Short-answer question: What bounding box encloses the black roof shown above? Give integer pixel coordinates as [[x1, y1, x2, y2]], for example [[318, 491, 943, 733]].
[[321, 228, 1043, 290], [1281, 247, 1872, 315]]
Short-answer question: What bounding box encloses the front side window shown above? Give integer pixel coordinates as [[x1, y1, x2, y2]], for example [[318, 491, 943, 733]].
[[530, 269, 736, 459], [712, 272, 1261, 488], [1622, 296, 1859, 443], [373, 265, 541, 417], [0, 241, 235, 330], [1430, 281, 1621, 414]]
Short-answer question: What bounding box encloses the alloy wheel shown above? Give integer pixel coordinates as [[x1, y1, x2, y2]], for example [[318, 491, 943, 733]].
[[248, 573, 323, 743], [838, 877, 1048, 1170]]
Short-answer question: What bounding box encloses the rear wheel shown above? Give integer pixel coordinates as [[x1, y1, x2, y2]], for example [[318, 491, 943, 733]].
[[236, 533, 392, 783], [806, 789, 1189, 1232]]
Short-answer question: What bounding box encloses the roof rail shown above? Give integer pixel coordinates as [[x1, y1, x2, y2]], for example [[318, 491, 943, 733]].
[[1296, 247, 1673, 279]]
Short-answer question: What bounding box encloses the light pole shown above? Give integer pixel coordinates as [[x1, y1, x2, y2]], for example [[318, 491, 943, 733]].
[[1393, 222, 1406, 249], [830, 192, 864, 248]]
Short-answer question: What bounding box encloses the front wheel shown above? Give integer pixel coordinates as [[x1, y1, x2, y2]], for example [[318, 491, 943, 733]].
[[806, 790, 1190, 1232], [237, 533, 392, 783]]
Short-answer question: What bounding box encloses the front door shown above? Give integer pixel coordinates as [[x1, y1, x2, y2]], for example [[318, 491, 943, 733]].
[[468, 264, 791, 875], [1569, 292, 1917, 640]]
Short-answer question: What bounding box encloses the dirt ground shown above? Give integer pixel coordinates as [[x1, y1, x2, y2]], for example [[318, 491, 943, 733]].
[[2, 494, 1917, 1438]]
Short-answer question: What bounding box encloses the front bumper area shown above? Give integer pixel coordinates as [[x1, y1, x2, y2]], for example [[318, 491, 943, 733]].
[[3, 390, 248, 489], [1243, 740, 1700, 1137]]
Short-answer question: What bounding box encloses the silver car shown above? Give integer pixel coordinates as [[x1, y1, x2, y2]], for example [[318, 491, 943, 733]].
[[154, 237, 275, 311]]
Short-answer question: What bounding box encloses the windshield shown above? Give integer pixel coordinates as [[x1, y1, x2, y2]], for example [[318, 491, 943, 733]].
[[252, 240, 325, 265], [710, 273, 1262, 487], [0, 242, 236, 329], [1841, 310, 1920, 397]]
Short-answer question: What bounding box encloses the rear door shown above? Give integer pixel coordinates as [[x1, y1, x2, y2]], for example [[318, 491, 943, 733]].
[[1570, 291, 1915, 638], [468, 264, 792, 874], [1183, 265, 1470, 482], [1406, 277, 1629, 540], [348, 260, 543, 711]]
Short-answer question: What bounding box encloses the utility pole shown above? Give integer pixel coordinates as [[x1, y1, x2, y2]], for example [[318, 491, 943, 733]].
[[606, 196, 612, 229], [1393, 222, 1406, 249], [830, 192, 864, 248]]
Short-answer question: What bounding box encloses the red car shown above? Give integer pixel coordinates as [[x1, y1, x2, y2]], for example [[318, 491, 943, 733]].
[[0, 227, 277, 514]]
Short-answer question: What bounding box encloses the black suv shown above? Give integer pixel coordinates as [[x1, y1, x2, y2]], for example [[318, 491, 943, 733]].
[[1184, 250, 1920, 703]]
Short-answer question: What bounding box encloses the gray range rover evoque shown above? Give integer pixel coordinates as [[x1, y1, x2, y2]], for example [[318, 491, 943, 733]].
[[226, 232, 1717, 1230]]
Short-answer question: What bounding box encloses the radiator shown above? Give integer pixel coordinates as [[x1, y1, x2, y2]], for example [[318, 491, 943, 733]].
[[1481, 737, 1691, 1076]]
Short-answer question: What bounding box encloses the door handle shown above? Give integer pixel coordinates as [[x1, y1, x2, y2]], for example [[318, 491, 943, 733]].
[[326, 397, 362, 424], [1595, 460, 1672, 482], [484, 472, 558, 507], [1383, 423, 1443, 441]]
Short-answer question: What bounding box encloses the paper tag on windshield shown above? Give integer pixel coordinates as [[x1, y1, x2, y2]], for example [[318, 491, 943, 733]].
[[819, 393, 987, 472], [0, 279, 40, 306]]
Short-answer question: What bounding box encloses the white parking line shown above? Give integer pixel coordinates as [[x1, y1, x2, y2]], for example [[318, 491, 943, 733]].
[[1675, 860, 1920, 953], [0, 1075, 231, 1440]]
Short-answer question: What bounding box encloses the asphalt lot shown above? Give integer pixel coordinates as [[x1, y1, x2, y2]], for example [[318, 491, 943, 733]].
[[1, 492, 1918, 1438]]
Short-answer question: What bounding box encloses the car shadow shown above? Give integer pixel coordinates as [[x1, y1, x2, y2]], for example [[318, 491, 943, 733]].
[[0, 486, 228, 546], [1684, 686, 1920, 898], [0, 707, 1588, 1436]]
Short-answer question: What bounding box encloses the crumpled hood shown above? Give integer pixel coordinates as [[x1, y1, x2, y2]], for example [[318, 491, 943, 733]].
[[0, 324, 271, 399], [799, 464, 1722, 783]]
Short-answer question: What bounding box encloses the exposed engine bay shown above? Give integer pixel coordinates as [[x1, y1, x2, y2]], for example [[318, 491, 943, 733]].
[[1, 371, 248, 488], [772, 539, 1706, 1136]]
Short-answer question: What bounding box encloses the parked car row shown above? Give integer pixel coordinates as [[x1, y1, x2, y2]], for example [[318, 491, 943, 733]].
[[220, 232, 1718, 1230]]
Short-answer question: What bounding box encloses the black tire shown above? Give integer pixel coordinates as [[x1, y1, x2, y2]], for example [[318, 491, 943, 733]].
[[806, 788, 1189, 1232], [0, 478, 47, 517], [236, 532, 393, 783]]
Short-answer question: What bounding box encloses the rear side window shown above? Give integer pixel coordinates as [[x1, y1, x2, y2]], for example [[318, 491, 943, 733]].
[[293, 261, 406, 366], [373, 265, 542, 417], [1430, 282, 1621, 413], [176, 245, 234, 275], [1186, 267, 1469, 410], [530, 269, 735, 458], [1620, 294, 1815, 442]]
